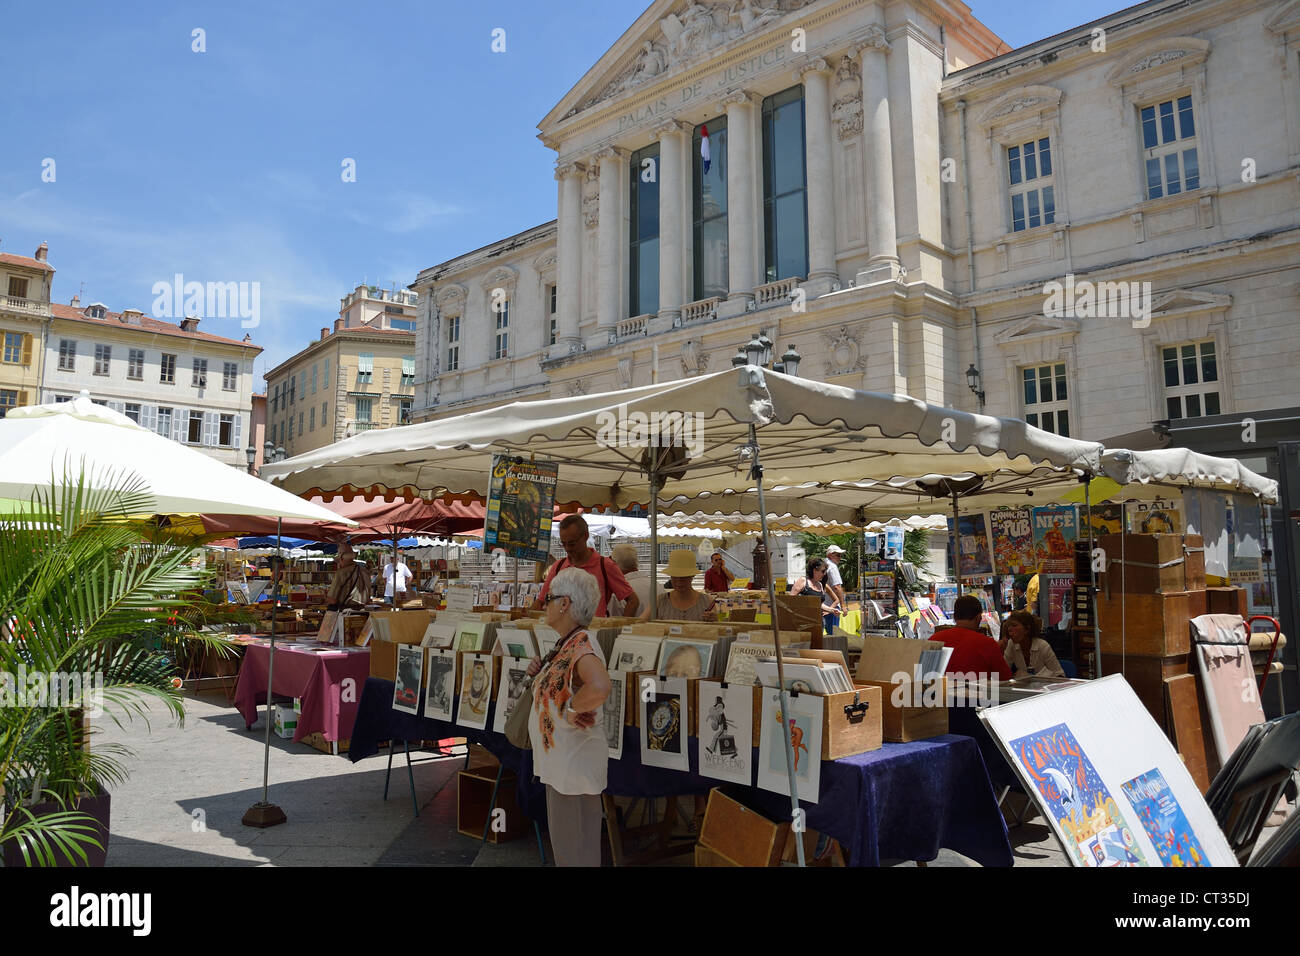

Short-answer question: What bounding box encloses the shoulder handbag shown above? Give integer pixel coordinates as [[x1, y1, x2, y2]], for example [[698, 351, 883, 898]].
[[504, 626, 582, 750]]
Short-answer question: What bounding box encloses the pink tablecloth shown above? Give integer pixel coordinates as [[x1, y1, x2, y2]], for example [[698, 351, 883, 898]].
[[234, 642, 370, 743]]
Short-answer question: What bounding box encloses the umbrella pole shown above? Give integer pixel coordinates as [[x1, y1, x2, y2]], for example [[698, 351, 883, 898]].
[[244, 516, 286, 828], [648, 461, 659, 616], [951, 490, 963, 592], [391, 532, 398, 607], [857, 517, 867, 642], [749, 423, 806, 868], [1085, 478, 1102, 679]]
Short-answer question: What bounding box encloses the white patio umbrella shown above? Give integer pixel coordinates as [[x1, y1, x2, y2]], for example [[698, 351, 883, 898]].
[[0, 394, 355, 524]]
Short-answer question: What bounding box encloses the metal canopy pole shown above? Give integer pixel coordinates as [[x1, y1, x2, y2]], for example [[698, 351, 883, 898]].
[[244, 516, 286, 827], [648, 457, 659, 615], [750, 422, 806, 868], [1084, 477, 1102, 678], [950, 490, 963, 593]]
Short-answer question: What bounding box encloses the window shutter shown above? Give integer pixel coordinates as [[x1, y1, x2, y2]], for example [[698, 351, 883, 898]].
[[107, 400, 125, 415], [203, 411, 218, 446], [402, 356, 414, 377], [18, 390, 28, 407], [232, 413, 242, 449], [173, 407, 187, 442], [21, 334, 33, 367], [141, 405, 156, 432]]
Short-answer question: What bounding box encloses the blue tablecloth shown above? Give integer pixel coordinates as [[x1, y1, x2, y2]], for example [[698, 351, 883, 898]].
[[351, 677, 1012, 866]]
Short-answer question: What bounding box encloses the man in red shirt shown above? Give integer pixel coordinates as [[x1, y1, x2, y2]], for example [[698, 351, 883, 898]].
[[534, 515, 639, 618], [934, 595, 1011, 681], [703, 551, 735, 593]]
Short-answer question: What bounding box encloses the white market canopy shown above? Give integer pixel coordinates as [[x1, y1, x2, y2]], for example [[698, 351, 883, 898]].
[[0, 395, 356, 525], [263, 367, 1108, 522], [657, 511, 861, 536]]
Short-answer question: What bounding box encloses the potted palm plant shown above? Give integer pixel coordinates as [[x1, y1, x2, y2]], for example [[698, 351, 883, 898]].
[[0, 470, 224, 866]]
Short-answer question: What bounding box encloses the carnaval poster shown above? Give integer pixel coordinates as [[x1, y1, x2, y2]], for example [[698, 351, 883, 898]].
[[1031, 505, 1078, 574], [1121, 768, 1210, 867], [946, 513, 993, 578], [1011, 723, 1146, 867], [990, 508, 1034, 575], [484, 454, 558, 562]]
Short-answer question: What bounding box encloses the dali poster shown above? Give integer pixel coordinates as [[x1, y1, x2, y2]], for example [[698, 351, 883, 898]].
[[1011, 723, 1146, 867], [392, 645, 424, 716], [484, 454, 558, 563], [990, 508, 1034, 575], [1120, 768, 1210, 867], [1127, 498, 1183, 535], [456, 654, 494, 730], [1032, 505, 1078, 574], [757, 690, 822, 804], [491, 658, 531, 735], [700, 683, 753, 786], [639, 677, 689, 772], [947, 513, 993, 578]]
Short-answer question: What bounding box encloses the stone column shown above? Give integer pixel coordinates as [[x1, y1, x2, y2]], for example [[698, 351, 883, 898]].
[[798, 57, 837, 291], [722, 89, 759, 310], [595, 147, 625, 336], [555, 162, 584, 353], [653, 121, 688, 323], [854, 28, 901, 285]]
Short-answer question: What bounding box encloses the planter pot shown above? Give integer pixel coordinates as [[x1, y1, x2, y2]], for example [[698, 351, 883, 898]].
[[2, 791, 111, 867]]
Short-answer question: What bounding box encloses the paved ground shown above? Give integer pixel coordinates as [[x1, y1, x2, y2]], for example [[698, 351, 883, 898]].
[[92, 688, 1072, 867]]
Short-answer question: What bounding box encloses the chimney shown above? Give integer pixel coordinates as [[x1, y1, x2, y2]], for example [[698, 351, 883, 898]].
[[321, 327, 329, 341], [180, 316, 200, 333], [34, 242, 48, 262], [120, 308, 144, 325], [334, 318, 344, 332], [70, 294, 80, 307]]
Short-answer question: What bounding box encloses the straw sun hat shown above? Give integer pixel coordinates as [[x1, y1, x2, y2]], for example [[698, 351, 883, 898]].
[[664, 550, 700, 578]]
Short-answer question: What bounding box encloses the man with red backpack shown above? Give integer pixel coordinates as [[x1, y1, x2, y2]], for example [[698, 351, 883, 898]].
[[534, 515, 640, 618]]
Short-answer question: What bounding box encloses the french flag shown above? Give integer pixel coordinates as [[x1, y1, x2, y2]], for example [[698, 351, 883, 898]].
[[700, 125, 711, 174]]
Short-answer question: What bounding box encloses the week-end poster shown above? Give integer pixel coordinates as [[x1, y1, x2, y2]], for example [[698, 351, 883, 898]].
[[1120, 768, 1210, 867], [947, 513, 993, 578], [990, 508, 1035, 575], [1031, 505, 1078, 574], [1011, 722, 1146, 867], [484, 454, 558, 562]]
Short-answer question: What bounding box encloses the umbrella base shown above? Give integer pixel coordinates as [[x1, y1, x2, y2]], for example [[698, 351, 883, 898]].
[[242, 802, 287, 828]]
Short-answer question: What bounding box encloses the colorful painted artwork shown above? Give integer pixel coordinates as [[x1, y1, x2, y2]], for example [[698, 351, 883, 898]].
[[1121, 768, 1210, 867], [1083, 503, 1125, 538], [1031, 505, 1078, 574], [1011, 722, 1146, 867], [947, 514, 993, 577], [990, 508, 1035, 575], [756, 690, 822, 804]]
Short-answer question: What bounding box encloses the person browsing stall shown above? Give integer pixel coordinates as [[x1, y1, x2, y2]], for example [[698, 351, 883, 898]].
[[934, 594, 1012, 680], [382, 551, 414, 604], [534, 515, 639, 618], [797, 557, 842, 636], [703, 551, 735, 593], [607, 542, 649, 617], [823, 544, 848, 628], [640, 550, 716, 621], [525, 568, 611, 867], [326, 542, 371, 610], [1000, 611, 1065, 678]]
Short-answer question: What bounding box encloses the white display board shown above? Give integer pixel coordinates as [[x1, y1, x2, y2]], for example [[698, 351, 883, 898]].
[[980, 675, 1236, 867]]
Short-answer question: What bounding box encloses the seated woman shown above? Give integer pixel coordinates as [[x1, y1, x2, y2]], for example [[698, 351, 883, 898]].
[[797, 557, 841, 636], [640, 550, 716, 621], [999, 610, 1065, 678]]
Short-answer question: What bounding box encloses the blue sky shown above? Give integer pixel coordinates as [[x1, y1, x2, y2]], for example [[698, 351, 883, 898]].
[[1, 0, 1125, 381]]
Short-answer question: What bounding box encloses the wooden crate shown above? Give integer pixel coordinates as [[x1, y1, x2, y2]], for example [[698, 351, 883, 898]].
[[457, 765, 528, 843], [1187, 589, 1207, 620], [820, 684, 883, 759], [856, 678, 948, 742], [698, 787, 790, 867], [1207, 587, 1248, 617], [694, 844, 744, 866], [300, 731, 349, 755], [1098, 533, 1198, 594], [1096, 591, 1191, 657], [1164, 674, 1210, 793]]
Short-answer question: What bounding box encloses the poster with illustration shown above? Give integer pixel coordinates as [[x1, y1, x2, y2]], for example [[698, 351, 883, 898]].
[[699, 683, 753, 786], [392, 645, 424, 716], [1032, 505, 1078, 574], [603, 670, 626, 760], [423, 649, 457, 722], [484, 454, 558, 562], [757, 690, 822, 804], [883, 527, 905, 560], [491, 658, 531, 735], [1046, 576, 1073, 629], [946, 513, 993, 578], [639, 677, 689, 772], [1127, 498, 1183, 535], [990, 508, 1035, 575], [1121, 768, 1210, 867], [455, 654, 494, 730], [1083, 503, 1125, 538], [1010, 722, 1145, 867]]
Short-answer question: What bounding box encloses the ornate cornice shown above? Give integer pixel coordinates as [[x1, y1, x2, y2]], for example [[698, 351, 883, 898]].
[[849, 24, 891, 58]]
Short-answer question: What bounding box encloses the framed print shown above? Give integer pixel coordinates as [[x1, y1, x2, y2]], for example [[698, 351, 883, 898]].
[[392, 645, 424, 716], [492, 657, 532, 735], [421, 622, 458, 649], [657, 637, 714, 679], [757, 689, 822, 804], [424, 648, 457, 722], [639, 677, 688, 771], [456, 653, 494, 730], [611, 635, 662, 673], [700, 683, 753, 786], [603, 670, 626, 759]]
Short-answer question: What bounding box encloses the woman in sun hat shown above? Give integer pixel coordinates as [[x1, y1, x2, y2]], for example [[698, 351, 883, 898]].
[[639, 549, 716, 621]]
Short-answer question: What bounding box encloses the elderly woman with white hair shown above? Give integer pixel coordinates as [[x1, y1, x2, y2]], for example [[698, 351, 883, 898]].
[[525, 566, 611, 866]]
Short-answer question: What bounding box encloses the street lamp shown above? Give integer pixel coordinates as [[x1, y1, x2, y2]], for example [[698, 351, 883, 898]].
[[775, 344, 802, 377], [745, 334, 765, 367], [731, 349, 748, 368], [965, 363, 986, 407], [245, 445, 258, 474]]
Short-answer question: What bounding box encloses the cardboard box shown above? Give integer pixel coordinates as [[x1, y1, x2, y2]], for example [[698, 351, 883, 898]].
[[368, 609, 434, 681], [272, 704, 297, 739], [698, 787, 790, 867], [1096, 591, 1191, 657]]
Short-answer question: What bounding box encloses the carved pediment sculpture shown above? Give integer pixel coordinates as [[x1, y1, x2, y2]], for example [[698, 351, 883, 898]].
[[831, 55, 863, 140], [823, 325, 868, 377]]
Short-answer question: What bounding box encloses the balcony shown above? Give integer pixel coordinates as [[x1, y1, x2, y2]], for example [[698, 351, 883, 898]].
[[681, 297, 720, 325], [348, 421, 381, 433], [615, 314, 650, 340], [754, 276, 802, 308], [3, 295, 46, 315]]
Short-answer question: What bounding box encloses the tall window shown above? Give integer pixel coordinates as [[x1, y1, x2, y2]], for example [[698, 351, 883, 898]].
[[629, 143, 661, 317], [692, 118, 729, 301], [547, 285, 557, 346], [157, 406, 172, 438], [493, 302, 509, 359], [1022, 363, 1070, 436], [160, 353, 176, 384], [762, 87, 808, 283], [289, 374, 296, 404], [401, 356, 415, 388], [0, 389, 22, 417], [7, 277, 28, 299], [309, 405, 316, 431], [94, 344, 111, 376], [357, 352, 373, 386], [124, 402, 141, 424], [1142, 95, 1199, 200], [58, 339, 76, 371], [446, 315, 460, 371], [127, 348, 145, 380], [191, 357, 207, 388], [356, 396, 373, 423], [219, 414, 236, 446], [398, 397, 412, 424], [311, 363, 318, 394], [323, 357, 330, 389], [187, 410, 203, 444], [1008, 137, 1055, 232], [322, 401, 328, 426], [223, 361, 238, 391], [1163, 341, 1220, 419]]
